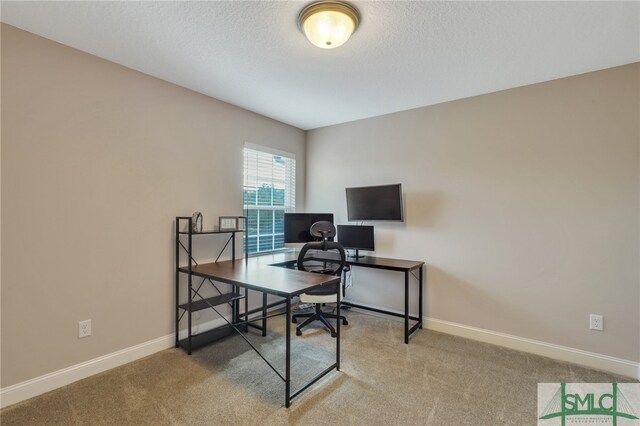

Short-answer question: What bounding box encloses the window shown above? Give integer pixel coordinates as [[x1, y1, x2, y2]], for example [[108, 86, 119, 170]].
[[243, 145, 296, 255]]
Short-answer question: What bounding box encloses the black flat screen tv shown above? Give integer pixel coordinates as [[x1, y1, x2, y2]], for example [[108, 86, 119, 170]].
[[284, 213, 334, 243], [345, 184, 403, 221]]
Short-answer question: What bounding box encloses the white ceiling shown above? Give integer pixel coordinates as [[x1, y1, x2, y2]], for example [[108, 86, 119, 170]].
[[2, 1, 639, 130]]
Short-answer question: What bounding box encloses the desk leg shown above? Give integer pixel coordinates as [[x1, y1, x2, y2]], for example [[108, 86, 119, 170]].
[[232, 285, 238, 325], [244, 287, 249, 332], [175, 226, 179, 348], [336, 282, 341, 371], [188, 274, 193, 355], [188, 231, 193, 355], [404, 271, 409, 344], [262, 292, 267, 337], [285, 297, 291, 408], [419, 266, 423, 329]]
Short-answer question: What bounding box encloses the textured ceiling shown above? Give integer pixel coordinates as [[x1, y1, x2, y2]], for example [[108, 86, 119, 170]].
[[2, 1, 639, 130]]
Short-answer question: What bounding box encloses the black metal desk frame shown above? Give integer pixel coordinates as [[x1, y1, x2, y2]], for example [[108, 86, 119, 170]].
[[341, 257, 424, 344], [274, 254, 425, 344], [175, 216, 248, 355], [178, 258, 341, 408]]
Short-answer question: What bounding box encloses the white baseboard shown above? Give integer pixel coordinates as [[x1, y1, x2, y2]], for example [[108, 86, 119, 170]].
[[344, 301, 640, 380], [424, 317, 640, 380], [0, 334, 175, 409], [3, 304, 638, 409], [0, 306, 276, 409]]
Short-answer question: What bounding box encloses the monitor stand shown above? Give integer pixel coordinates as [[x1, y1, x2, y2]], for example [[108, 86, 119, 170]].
[[347, 249, 366, 259]]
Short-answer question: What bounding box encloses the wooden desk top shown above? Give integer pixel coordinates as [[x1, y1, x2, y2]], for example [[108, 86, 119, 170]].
[[179, 253, 340, 298], [345, 256, 424, 272], [179, 251, 423, 297], [301, 250, 424, 272]]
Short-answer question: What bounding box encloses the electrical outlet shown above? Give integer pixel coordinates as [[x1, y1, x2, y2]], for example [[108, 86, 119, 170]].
[[589, 314, 603, 331], [79, 319, 92, 338]]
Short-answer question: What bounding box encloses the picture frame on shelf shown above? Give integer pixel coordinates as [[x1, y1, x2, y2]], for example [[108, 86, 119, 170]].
[[219, 216, 239, 231]]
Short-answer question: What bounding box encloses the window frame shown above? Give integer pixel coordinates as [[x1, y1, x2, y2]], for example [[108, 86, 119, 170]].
[[243, 143, 296, 256]]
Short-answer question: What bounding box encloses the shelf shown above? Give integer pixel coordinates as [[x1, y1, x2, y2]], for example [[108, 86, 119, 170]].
[[177, 324, 237, 351], [175, 215, 246, 354], [178, 293, 243, 312], [178, 229, 243, 235]]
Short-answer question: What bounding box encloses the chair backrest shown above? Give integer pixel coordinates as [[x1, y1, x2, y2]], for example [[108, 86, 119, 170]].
[[310, 221, 336, 241], [297, 221, 346, 277]]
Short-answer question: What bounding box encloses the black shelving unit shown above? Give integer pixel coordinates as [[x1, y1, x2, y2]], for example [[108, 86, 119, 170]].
[[175, 216, 248, 355]]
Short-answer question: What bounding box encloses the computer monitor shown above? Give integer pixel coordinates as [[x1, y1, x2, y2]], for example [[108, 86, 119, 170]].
[[284, 213, 334, 243], [337, 225, 375, 258]]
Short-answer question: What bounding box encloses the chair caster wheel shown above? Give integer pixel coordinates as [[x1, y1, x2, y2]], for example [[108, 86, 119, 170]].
[[331, 332, 337, 338], [296, 330, 302, 336], [343, 319, 349, 326], [292, 318, 297, 323]]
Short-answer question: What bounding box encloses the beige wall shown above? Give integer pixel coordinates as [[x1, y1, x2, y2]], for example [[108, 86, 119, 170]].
[[2, 21, 638, 391], [306, 63, 640, 362], [0, 24, 305, 387]]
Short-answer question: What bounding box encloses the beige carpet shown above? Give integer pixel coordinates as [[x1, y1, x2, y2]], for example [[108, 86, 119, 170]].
[[1, 310, 636, 425]]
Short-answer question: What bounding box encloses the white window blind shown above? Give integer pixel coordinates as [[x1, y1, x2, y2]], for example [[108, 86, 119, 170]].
[[243, 145, 296, 254]]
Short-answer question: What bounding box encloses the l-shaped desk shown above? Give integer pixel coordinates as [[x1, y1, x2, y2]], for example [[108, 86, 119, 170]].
[[178, 251, 424, 407], [179, 253, 341, 408], [272, 253, 425, 344]]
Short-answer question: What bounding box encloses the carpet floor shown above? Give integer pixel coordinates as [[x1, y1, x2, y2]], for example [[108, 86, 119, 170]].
[[1, 310, 636, 425]]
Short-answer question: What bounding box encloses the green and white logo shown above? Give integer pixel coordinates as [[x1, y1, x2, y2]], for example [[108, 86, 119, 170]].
[[538, 383, 640, 426]]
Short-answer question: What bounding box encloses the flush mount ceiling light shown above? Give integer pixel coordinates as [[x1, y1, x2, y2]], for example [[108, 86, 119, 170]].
[[298, 1, 360, 49]]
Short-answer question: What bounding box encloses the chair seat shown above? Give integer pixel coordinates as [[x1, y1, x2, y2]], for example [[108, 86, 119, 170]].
[[300, 286, 343, 303], [303, 285, 338, 297]]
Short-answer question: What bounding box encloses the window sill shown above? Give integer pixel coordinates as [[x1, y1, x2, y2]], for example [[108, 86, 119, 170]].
[[245, 247, 294, 258]]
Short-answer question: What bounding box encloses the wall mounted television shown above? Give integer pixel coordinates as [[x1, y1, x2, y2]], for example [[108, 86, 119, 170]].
[[345, 184, 403, 221], [284, 213, 334, 243]]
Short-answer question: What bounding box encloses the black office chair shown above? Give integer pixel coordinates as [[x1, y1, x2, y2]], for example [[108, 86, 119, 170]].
[[292, 221, 349, 337]]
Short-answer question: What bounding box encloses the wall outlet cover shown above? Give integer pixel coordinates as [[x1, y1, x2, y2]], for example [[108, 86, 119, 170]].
[[79, 319, 92, 338], [589, 314, 603, 331]]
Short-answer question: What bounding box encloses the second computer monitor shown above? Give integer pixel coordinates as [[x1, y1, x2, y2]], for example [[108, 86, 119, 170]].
[[337, 225, 375, 258], [284, 213, 334, 243]]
